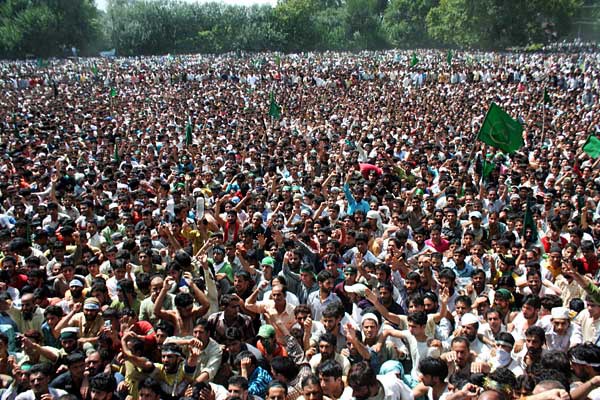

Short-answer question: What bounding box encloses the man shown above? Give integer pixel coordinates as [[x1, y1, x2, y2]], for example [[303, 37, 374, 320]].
[[154, 343, 197, 400], [440, 337, 473, 378], [265, 381, 288, 400], [49, 351, 86, 397], [317, 360, 352, 400], [412, 357, 450, 400], [344, 361, 412, 400], [228, 376, 258, 400], [569, 343, 600, 399], [237, 351, 272, 398], [508, 294, 541, 347], [545, 306, 582, 351], [139, 377, 163, 400], [300, 375, 324, 400], [578, 295, 600, 343], [154, 275, 210, 337], [68, 297, 104, 343], [88, 373, 117, 400], [207, 294, 255, 343], [309, 303, 348, 353], [15, 363, 68, 400], [139, 275, 175, 325], [245, 283, 296, 342], [1, 292, 45, 333], [307, 270, 341, 321], [309, 333, 351, 376], [458, 313, 490, 355], [490, 332, 523, 375]]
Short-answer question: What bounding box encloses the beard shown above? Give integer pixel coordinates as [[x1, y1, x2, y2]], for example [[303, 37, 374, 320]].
[[22, 310, 34, 321]]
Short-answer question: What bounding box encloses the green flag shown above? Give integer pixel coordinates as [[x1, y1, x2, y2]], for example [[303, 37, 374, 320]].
[[477, 103, 524, 154], [522, 197, 538, 243], [91, 65, 98, 76], [113, 143, 120, 163], [446, 50, 453, 65], [185, 119, 193, 146], [543, 88, 551, 106], [269, 91, 281, 119], [410, 53, 419, 67], [36, 58, 46, 68], [583, 135, 600, 158], [274, 54, 281, 66], [482, 158, 495, 179], [110, 87, 117, 97]]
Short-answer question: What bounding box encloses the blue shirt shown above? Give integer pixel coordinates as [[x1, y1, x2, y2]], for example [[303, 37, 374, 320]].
[[248, 366, 272, 398], [343, 183, 370, 216]]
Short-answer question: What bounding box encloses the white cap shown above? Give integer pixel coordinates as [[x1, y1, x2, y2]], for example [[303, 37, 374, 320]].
[[469, 211, 482, 220], [551, 307, 570, 320], [461, 313, 479, 326], [345, 284, 367, 297]]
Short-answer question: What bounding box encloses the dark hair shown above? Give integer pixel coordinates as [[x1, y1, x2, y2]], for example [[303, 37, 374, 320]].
[[44, 305, 64, 319], [451, 336, 470, 348], [541, 351, 570, 373], [89, 373, 117, 394], [407, 311, 428, 326], [347, 361, 377, 389], [271, 356, 299, 381], [228, 376, 249, 390], [540, 295, 562, 311], [28, 363, 52, 377], [319, 332, 337, 348], [522, 294, 541, 309], [316, 359, 343, 378], [455, 295, 472, 308], [496, 332, 515, 347], [438, 267, 456, 281], [234, 351, 257, 368], [301, 374, 321, 388], [65, 352, 86, 366], [174, 292, 194, 308], [317, 270, 333, 283], [267, 380, 288, 395], [139, 377, 162, 395], [489, 367, 517, 388], [525, 326, 546, 344], [569, 343, 600, 373], [418, 357, 448, 380]]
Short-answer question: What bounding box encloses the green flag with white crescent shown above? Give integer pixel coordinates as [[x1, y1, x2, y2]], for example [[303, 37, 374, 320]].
[[477, 103, 524, 154], [185, 119, 193, 146], [269, 91, 281, 119]]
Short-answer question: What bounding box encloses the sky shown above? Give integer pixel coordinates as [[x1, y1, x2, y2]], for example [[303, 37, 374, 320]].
[[95, 0, 277, 11]]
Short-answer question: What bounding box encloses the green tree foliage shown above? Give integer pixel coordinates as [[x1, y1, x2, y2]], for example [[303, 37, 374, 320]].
[[383, 0, 439, 47], [0, 0, 589, 58], [0, 0, 100, 58], [426, 0, 583, 49]]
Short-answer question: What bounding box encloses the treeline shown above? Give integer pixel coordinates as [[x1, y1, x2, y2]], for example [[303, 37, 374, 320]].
[[0, 0, 594, 58]]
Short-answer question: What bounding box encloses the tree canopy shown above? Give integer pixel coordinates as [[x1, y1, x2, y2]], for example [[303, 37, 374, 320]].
[[0, 0, 594, 58]]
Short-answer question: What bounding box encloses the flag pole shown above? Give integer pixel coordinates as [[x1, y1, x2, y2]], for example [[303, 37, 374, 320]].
[[541, 90, 546, 148]]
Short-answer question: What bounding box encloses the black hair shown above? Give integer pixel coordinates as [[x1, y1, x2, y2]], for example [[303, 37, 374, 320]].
[[271, 356, 299, 381], [316, 359, 343, 378], [89, 373, 117, 394], [418, 357, 448, 380]]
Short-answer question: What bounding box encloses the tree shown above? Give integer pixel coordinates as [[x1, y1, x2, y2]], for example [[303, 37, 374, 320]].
[[383, 0, 438, 47]]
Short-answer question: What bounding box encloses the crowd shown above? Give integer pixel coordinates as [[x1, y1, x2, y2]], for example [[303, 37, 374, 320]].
[[0, 48, 598, 400]]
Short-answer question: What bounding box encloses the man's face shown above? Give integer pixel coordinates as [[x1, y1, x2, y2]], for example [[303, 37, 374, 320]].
[[150, 278, 163, 300], [319, 375, 341, 397], [139, 388, 160, 400], [302, 383, 323, 400], [378, 287, 392, 303], [234, 277, 249, 293], [84, 309, 99, 322], [319, 278, 334, 295], [525, 335, 543, 351], [527, 275, 541, 294], [522, 304, 537, 320], [318, 341, 335, 360], [228, 384, 248, 400], [321, 316, 337, 332], [424, 299, 437, 314], [85, 353, 103, 375], [408, 321, 425, 337], [69, 360, 86, 379], [461, 323, 477, 342], [21, 295, 35, 317], [29, 372, 49, 395], [472, 273, 485, 291], [552, 318, 569, 336], [455, 301, 469, 317], [362, 319, 378, 340], [161, 353, 180, 373], [266, 387, 286, 400], [452, 341, 469, 367], [486, 312, 502, 332], [439, 277, 453, 292], [61, 338, 78, 352], [90, 389, 111, 400]]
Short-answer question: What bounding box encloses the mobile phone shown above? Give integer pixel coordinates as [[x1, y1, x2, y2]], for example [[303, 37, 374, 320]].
[[104, 320, 112, 329]]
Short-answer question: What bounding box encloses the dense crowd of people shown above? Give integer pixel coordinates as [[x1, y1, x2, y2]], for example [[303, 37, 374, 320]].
[[0, 48, 598, 400]]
